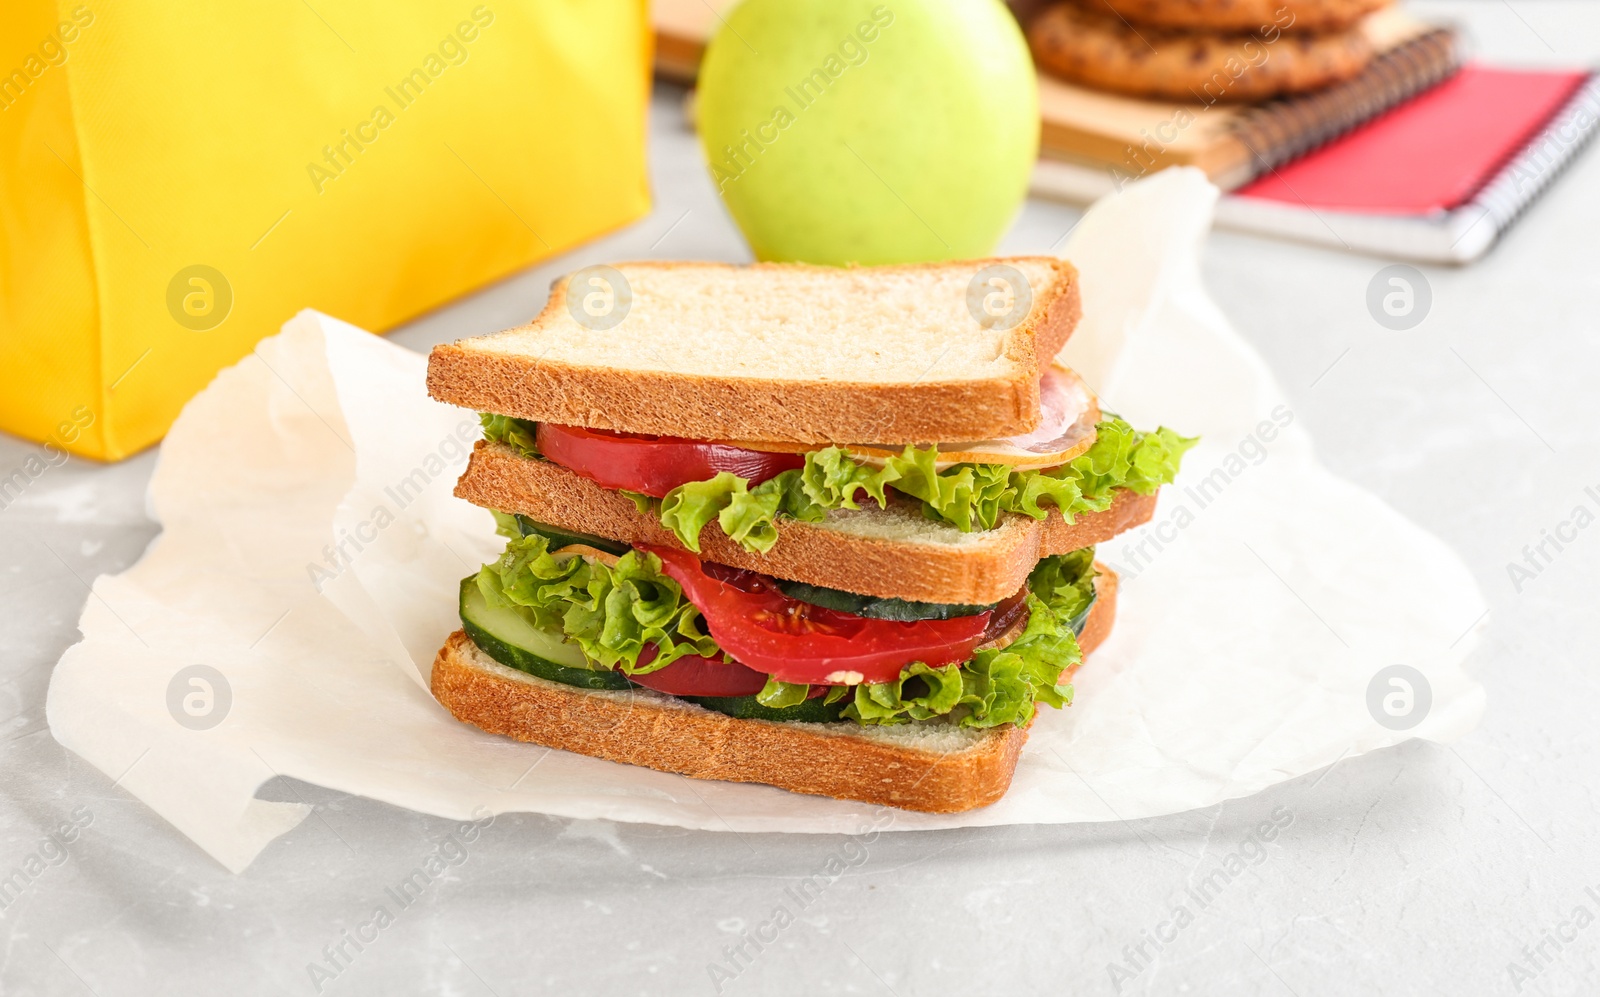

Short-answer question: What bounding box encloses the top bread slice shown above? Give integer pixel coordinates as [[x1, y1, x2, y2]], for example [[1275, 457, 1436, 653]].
[[457, 441, 1157, 605], [426, 258, 1081, 446]]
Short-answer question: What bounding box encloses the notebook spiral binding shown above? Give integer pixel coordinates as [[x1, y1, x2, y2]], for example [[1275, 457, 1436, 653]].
[[1462, 73, 1600, 246], [1231, 29, 1463, 182]]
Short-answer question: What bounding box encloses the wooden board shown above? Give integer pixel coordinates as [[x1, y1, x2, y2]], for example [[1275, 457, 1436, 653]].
[[653, 0, 734, 84]]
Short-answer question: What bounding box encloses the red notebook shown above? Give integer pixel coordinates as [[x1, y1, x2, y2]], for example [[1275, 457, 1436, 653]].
[[1237, 65, 1590, 214], [1214, 63, 1599, 261], [1029, 61, 1597, 261]]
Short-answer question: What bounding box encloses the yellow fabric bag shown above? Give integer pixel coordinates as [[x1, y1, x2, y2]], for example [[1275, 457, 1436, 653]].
[[0, 1, 651, 460]]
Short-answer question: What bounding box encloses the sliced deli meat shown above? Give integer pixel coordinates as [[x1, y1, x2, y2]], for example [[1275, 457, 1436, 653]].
[[808, 366, 1101, 468]]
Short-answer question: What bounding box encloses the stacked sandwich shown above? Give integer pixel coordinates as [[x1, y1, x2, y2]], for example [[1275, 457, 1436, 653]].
[[1027, 0, 1391, 103], [425, 260, 1194, 813]]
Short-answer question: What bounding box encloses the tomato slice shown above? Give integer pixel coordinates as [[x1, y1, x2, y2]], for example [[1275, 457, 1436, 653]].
[[536, 424, 805, 498], [625, 645, 769, 697], [644, 545, 999, 686]]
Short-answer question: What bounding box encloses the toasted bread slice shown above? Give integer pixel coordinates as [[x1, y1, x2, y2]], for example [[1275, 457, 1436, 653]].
[[426, 259, 1081, 445], [456, 441, 1156, 604], [430, 568, 1118, 813]]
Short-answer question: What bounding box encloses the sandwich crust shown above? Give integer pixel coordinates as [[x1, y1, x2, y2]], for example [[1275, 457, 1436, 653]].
[[457, 441, 1157, 604], [426, 259, 1081, 445], [429, 568, 1119, 813]]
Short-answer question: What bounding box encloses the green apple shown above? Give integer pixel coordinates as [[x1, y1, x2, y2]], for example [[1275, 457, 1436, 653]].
[[696, 0, 1038, 266]]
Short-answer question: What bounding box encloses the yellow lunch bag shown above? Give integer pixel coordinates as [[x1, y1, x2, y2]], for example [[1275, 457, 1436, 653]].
[[0, 1, 652, 460]]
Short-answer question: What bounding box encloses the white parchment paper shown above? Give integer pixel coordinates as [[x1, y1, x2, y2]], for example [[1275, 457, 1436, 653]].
[[46, 169, 1487, 872]]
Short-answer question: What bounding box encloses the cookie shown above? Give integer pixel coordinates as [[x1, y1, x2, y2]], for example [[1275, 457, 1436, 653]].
[[1028, 1, 1373, 103], [1097, 0, 1390, 34]]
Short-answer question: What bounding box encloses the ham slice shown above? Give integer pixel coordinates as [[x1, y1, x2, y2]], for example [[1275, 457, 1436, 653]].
[[843, 366, 1099, 468], [722, 367, 1100, 468]]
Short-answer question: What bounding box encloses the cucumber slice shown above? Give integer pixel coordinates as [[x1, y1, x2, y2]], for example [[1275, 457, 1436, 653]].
[[506, 515, 631, 557], [688, 694, 846, 723], [773, 579, 998, 621], [458, 576, 631, 690]]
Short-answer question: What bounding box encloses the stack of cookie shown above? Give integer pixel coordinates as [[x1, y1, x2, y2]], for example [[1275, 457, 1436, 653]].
[[1028, 0, 1392, 103]]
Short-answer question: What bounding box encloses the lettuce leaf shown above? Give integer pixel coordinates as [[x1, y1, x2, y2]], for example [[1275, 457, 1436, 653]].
[[478, 412, 1195, 554], [839, 551, 1094, 728], [658, 469, 823, 553], [753, 550, 1097, 728], [480, 413, 539, 459], [619, 490, 658, 515], [653, 417, 1195, 552], [472, 527, 1097, 727], [876, 447, 1014, 533], [1028, 546, 1098, 630], [475, 533, 718, 674], [878, 417, 1196, 531], [799, 447, 896, 509], [490, 509, 525, 540], [755, 678, 812, 709], [847, 660, 969, 723]]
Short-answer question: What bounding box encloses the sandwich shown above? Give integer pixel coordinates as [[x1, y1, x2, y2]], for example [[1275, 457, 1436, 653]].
[[425, 259, 1194, 813]]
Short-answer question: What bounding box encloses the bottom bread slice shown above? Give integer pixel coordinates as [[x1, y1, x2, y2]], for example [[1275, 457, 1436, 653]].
[[431, 568, 1118, 813]]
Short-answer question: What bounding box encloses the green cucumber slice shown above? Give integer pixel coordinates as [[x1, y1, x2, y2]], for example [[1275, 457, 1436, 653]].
[[688, 694, 846, 723], [460, 575, 842, 719], [505, 515, 631, 556], [458, 576, 631, 690], [773, 579, 997, 621]]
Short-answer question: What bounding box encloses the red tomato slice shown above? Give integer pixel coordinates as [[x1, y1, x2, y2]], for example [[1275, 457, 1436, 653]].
[[643, 545, 998, 686], [536, 424, 805, 498], [625, 645, 769, 697]]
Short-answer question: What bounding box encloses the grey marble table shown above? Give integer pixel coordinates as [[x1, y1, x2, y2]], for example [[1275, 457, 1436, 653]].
[[3, 3, 1598, 994]]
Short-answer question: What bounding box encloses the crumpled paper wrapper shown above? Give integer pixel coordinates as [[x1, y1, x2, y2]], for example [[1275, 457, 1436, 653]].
[[46, 169, 1486, 872]]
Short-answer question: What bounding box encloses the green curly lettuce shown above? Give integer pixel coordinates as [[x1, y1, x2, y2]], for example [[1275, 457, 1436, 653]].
[[841, 569, 1087, 728], [658, 470, 824, 554], [753, 679, 814, 710], [654, 417, 1196, 551], [476, 525, 1097, 726], [653, 445, 906, 552], [480, 413, 539, 459], [619, 490, 658, 515], [799, 446, 896, 509], [477, 412, 1195, 553], [490, 509, 526, 540], [877, 417, 1196, 531], [474, 533, 718, 674], [1028, 546, 1099, 631]]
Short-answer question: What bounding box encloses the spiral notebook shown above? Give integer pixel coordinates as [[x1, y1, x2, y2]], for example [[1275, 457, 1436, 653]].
[[1032, 64, 1599, 263], [1220, 66, 1599, 262]]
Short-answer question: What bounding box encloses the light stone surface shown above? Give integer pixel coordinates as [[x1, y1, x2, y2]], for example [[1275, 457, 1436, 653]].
[[3, 4, 1598, 993]]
